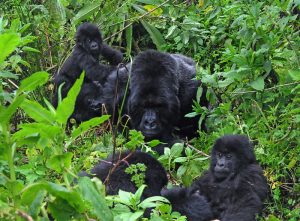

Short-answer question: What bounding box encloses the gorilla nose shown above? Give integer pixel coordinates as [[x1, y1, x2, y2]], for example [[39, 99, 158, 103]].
[[144, 119, 157, 130], [91, 42, 98, 50]]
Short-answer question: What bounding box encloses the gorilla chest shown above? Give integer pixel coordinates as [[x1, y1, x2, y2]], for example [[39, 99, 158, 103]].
[[206, 184, 235, 215]]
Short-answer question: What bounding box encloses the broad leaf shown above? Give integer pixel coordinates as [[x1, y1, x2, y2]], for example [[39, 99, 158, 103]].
[[71, 115, 110, 139], [141, 20, 166, 51], [46, 153, 73, 173], [21, 181, 85, 212], [56, 72, 84, 124], [21, 99, 55, 123], [0, 95, 25, 125], [249, 76, 264, 91], [78, 177, 113, 221], [0, 33, 21, 65], [18, 72, 49, 93], [73, 2, 102, 24]]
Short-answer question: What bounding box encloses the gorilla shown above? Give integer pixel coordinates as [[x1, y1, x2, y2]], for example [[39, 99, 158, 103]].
[[161, 187, 213, 221], [79, 151, 167, 199], [79, 151, 212, 220], [127, 50, 208, 154], [53, 22, 123, 122], [79, 151, 164, 218], [192, 135, 268, 221]]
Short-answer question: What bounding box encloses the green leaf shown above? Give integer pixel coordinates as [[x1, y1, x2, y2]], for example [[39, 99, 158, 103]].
[[78, 177, 113, 221], [170, 143, 184, 157], [196, 86, 203, 103], [48, 198, 77, 221], [46, 153, 73, 173], [166, 25, 177, 39], [22, 46, 40, 53], [72, 115, 110, 139], [141, 20, 166, 51], [0, 94, 25, 125], [177, 165, 187, 177], [139, 196, 169, 209], [21, 181, 85, 212], [13, 123, 62, 145], [28, 190, 46, 219], [128, 211, 144, 221], [73, 2, 102, 24], [134, 185, 146, 203], [288, 69, 300, 81], [249, 76, 264, 91], [118, 190, 133, 205], [21, 99, 55, 123], [174, 157, 187, 163], [147, 139, 161, 147], [18, 72, 49, 93], [56, 72, 84, 124], [126, 24, 133, 56], [0, 33, 21, 65], [0, 71, 18, 79], [185, 111, 198, 118]]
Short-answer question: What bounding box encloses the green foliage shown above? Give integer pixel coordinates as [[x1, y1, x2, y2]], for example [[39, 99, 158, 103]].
[[0, 0, 299, 220], [125, 163, 147, 188]]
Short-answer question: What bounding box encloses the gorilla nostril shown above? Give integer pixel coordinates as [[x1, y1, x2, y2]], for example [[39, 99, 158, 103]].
[[144, 120, 157, 130], [91, 42, 98, 49]]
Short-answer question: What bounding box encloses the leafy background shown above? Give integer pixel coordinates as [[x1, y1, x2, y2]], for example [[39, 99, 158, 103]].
[[0, 0, 299, 220]]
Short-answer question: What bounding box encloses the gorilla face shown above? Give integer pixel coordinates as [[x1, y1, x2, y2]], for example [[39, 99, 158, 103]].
[[210, 135, 256, 180], [75, 23, 103, 57], [212, 150, 237, 180], [128, 93, 180, 140]]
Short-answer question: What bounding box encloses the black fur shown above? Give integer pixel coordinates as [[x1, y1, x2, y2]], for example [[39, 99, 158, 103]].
[[53, 22, 123, 122], [82, 151, 168, 199], [191, 135, 268, 221], [127, 50, 208, 153], [101, 64, 131, 124], [161, 187, 213, 221]]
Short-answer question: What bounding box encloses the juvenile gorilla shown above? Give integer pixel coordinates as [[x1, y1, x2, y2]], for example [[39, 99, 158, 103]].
[[81, 151, 168, 199], [80, 151, 212, 220], [192, 135, 268, 221], [53, 22, 123, 122], [127, 50, 208, 154]]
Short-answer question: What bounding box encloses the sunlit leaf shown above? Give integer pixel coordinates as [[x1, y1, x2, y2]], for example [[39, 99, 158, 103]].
[[0, 33, 20, 65]]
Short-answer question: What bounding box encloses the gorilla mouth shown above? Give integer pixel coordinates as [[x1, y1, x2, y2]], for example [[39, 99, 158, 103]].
[[142, 130, 160, 138]]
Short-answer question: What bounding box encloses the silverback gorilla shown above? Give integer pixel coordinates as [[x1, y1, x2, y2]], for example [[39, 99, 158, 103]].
[[127, 50, 208, 153], [79, 151, 212, 220], [163, 135, 268, 221], [53, 22, 123, 122]]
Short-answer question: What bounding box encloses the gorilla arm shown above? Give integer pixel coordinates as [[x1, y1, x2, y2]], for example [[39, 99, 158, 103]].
[[101, 43, 123, 65]]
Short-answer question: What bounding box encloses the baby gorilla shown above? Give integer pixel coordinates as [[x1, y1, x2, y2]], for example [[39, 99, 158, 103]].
[[80, 151, 212, 220], [53, 22, 123, 122], [80, 151, 168, 199], [128, 50, 208, 154], [192, 135, 268, 221]]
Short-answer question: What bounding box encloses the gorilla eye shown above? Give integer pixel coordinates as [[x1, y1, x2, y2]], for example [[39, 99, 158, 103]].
[[218, 152, 222, 157], [226, 154, 232, 159]]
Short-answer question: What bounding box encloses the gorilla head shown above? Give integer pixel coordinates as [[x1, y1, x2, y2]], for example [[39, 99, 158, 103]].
[[75, 23, 103, 57], [128, 50, 180, 141], [210, 135, 256, 180]]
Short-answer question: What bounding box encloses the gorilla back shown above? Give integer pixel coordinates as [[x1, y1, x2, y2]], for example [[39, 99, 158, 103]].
[[80, 151, 168, 199]]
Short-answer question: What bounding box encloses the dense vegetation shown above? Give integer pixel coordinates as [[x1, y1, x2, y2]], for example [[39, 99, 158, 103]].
[[0, 0, 299, 220]]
